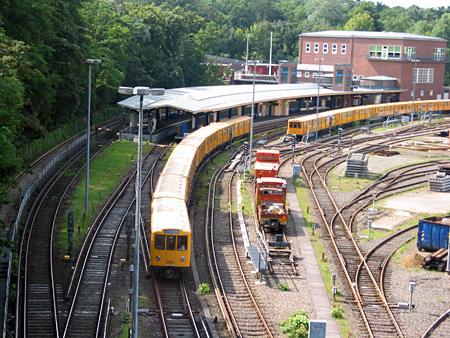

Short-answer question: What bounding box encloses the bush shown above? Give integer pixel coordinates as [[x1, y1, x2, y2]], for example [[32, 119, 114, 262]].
[[198, 283, 210, 295], [278, 283, 289, 291], [331, 304, 344, 318], [279, 310, 309, 338]]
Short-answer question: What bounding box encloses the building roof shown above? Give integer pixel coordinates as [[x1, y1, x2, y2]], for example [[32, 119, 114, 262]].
[[117, 83, 337, 114], [299, 30, 447, 42]]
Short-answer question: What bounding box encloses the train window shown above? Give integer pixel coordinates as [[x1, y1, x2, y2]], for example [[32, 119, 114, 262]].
[[167, 236, 176, 250], [177, 236, 188, 251], [155, 235, 165, 250]]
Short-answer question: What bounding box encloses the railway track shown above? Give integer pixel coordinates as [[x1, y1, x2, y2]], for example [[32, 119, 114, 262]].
[[301, 145, 406, 338], [298, 125, 450, 337], [152, 276, 202, 337], [421, 308, 450, 338], [62, 146, 163, 337], [206, 159, 273, 338], [18, 128, 118, 337]]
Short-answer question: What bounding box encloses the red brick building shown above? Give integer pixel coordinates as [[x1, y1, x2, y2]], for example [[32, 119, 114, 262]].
[[298, 31, 448, 101]]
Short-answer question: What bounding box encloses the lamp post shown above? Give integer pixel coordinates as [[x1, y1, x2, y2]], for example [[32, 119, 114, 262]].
[[248, 63, 256, 172], [245, 33, 250, 73], [411, 59, 419, 124], [81, 58, 101, 217], [118, 86, 164, 338], [315, 58, 324, 141]]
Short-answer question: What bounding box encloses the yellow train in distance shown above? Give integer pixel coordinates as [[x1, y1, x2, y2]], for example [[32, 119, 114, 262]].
[[150, 116, 251, 278], [287, 99, 450, 138]]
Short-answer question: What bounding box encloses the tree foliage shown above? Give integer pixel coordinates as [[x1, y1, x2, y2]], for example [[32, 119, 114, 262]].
[[0, 0, 449, 194]]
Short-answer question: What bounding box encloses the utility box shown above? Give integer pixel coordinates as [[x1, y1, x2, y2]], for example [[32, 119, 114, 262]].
[[293, 164, 301, 177], [308, 320, 326, 338]]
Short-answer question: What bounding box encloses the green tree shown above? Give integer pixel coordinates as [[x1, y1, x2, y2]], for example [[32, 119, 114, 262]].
[[344, 12, 375, 31], [279, 310, 309, 338], [432, 13, 450, 85]]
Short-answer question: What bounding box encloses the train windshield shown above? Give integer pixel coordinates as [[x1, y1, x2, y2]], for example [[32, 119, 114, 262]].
[[154, 234, 188, 251], [167, 236, 176, 250], [177, 236, 187, 251]]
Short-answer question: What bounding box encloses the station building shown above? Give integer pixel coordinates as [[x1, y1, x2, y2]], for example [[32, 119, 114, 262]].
[[296, 31, 449, 101]]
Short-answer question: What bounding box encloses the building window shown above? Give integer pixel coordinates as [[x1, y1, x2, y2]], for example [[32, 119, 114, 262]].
[[281, 66, 289, 83], [297, 71, 302, 78], [370, 45, 382, 58], [388, 46, 401, 58], [434, 48, 445, 60], [370, 45, 400, 59], [430, 90, 433, 96], [413, 68, 434, 83], [404, 47, 416, 59], [305, 72, 310, 78], [323, 43, 328, 54], [305, 43, 310, 53], [314, 43, 319, 53], [341, 44, 346, 54], [335, 69, 344, 86], [353, 75, 358, 81], [332, 44, 337, 54]]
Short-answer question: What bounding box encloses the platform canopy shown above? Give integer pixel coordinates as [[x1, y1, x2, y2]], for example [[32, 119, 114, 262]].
[[117, 83, 335, 114]]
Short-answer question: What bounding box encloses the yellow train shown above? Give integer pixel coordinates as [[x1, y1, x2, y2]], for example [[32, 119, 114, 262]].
[[150, 116, 251, 278], [287, 99, 450, 138]]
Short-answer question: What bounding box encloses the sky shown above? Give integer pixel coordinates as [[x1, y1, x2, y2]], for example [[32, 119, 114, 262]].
[[367, 0, 450, 8]]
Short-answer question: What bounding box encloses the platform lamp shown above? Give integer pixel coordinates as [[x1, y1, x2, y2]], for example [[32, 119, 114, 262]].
[[315, 58, 325, 141], [118, 85, 164, 338], [411, 59, 419, 124], [81, 58, 101, 217], [248, 62, 257, 172]]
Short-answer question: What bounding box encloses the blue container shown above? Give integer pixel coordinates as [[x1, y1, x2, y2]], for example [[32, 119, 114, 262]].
[[417, 216, 450, 252]]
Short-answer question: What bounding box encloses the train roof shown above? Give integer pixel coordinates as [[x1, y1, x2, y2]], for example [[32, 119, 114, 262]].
[[162, 157, 193, 177], [256, 177, 287, 184], [153, 174, 188, 201], [151, 198, 190, 232], [169, 144, 197, 160], [256, 149, 280, 155]]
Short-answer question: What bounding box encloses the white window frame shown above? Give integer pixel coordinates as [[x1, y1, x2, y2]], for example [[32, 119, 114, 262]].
[[305, 43, 310, 53], [314, 43, 319, 53], [323, 43, 328, 54], [305, 72, 310, 78], [332, 44, 337, 54], [434, 48, 445, 60], [297, 71, 302, 78], [341, 44, 346, 54], [413, 68, 434, 83]]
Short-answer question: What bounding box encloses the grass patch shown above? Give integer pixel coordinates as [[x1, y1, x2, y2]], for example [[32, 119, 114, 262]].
[[60, 140, 152, 256]]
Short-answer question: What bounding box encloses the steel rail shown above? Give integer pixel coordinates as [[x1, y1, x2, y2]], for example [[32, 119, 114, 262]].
[[226, 170, 274, 338]]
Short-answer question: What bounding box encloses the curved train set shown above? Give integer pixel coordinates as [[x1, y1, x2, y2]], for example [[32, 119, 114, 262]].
[[149, 99, 450, 278]]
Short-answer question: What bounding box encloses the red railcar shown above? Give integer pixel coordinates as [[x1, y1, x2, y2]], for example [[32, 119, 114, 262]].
[[254, 149, 280, 178], [255, 177, 288, 231]]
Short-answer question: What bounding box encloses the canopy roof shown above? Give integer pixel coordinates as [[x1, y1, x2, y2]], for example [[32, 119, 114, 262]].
[[117, 83, 335, 114]]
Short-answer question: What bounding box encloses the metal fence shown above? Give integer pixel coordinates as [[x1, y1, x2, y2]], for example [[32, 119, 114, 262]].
[[2, 133, 87, 338]]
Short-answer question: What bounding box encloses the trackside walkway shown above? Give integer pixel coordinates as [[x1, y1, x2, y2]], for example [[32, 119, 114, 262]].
[[285, 175, 342, 338]]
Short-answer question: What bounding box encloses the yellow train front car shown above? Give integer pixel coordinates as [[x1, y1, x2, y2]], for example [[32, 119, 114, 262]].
[[150, 198, 191, 279], [149, 115, 251, 278]]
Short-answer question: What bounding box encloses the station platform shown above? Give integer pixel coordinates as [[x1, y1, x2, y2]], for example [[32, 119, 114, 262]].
[[284, 172, 342, 337]]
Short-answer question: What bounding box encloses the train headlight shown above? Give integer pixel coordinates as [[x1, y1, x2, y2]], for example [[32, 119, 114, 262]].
[[180, 256, 185, 262], [156, 256, 161, 261]]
